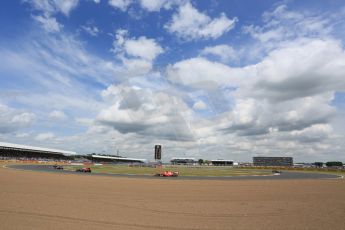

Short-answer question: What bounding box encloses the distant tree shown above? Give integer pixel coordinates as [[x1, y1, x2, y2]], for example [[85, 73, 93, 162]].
[[198, 159, 204, 165], [326, 161, 343, 167], [204, 160, 211, 166]]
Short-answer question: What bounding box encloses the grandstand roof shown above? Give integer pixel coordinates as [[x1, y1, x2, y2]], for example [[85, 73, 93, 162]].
[[171, 157, 196, 160], [0, 142, 76, 156], [211, 159, 234, 162], [91, 154, 147, 163]]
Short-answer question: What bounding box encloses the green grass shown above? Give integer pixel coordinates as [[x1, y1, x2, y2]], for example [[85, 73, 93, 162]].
[[64, 165, 272, 177], [244, 166, 345, 177]]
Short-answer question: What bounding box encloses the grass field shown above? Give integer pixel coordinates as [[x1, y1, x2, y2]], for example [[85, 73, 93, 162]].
[[63, 165, 273, 176]]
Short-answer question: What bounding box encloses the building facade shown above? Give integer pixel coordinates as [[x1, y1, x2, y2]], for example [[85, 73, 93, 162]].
[[253, 157, 293, 166], [170, 158, 196, 165], [211, 160, 234, 166]]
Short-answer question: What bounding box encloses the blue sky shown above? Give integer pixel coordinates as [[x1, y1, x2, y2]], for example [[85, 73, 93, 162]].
[[1, 0, 345, 162]]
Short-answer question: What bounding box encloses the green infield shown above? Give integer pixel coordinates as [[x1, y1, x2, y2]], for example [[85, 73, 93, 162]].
[[64, 165, 273, 176]]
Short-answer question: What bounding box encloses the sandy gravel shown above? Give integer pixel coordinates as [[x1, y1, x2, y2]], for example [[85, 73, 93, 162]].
[[1, 165, 345, 230]]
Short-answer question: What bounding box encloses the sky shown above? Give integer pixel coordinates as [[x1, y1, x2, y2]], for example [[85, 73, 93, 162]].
[[1, 0, 345, 162]]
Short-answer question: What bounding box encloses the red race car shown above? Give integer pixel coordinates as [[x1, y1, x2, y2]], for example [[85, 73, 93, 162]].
[[155, 171, 179, 177], [76, 167, 91, 173]]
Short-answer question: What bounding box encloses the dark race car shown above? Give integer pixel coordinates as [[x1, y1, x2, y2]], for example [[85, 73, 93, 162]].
[[53, 165, 63, 170], [76, 167, 91, 173], [272, 170, 282, 175]]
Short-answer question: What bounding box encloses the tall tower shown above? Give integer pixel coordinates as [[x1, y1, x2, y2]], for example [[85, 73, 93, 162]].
[[154, 145, 162, 160]]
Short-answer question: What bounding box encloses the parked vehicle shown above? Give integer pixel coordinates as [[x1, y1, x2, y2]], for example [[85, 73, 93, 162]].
[[154, 171, 179, 177], [76, 167, 91, 173]]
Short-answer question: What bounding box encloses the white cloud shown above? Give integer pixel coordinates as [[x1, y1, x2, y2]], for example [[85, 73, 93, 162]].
[[76, 118, 93, 126], [81, 24, 100, 36], [16, 133, 30, 138], [124, 37, 163, 61], [243, 4, 332, 44], [49, 110, 67, 120], [54, 0, 79, 16], [247, 39, 345, 102], [35, 132, 55, 141], [113, 29, 163, 61], [200, 44, 236, 62], [193, 100, 207, 110], [122, 58, 153, 77], [111, 29, 163, 76], [25, 0, 79, 33], [139, 0, 169, 11], [139, 0, 185, 11], [108, 0, 132, 11], [96, 84, 195, 141], [0, 104, 36, 133], [290, 124, 333, 143], [166, 57, 247, 89], [25, 0, 79, 16], [32, 15, 62, 33], [165, 2, 237, 40]]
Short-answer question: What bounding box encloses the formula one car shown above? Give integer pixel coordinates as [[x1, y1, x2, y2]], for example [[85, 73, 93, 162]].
[[76, 167, 91, 173], [53, 165, 63, 170], [272, 170, 282, 175], [154, 171, 179, 177]]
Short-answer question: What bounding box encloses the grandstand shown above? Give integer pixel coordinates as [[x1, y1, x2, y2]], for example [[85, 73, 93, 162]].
[[0, 142, 76, 161], [170, 158, 197, 165], [253, 156, 293, 166], [87, 154, 147, 164], [211, 159, 234, 166]]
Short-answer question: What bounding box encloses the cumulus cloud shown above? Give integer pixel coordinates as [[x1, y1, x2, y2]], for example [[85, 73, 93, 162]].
[[111, 29, 163, 76], [165, 2, 237, 40], [166, 57, 247, 89], [200, 44, 236, 62], [113, 29, 163, 61], [35, 132, 55, 141], [193, 100, 207, 110], [0, 104, 36, 133], [49, 110, 67, 120], [108, 0, 132, 11], [139, 0, 185, 12], [95, 84, 195, 141], [247, 39, 345, 102]]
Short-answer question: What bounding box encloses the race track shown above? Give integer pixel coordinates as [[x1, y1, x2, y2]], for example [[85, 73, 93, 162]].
[[8, 164, 342, 180]]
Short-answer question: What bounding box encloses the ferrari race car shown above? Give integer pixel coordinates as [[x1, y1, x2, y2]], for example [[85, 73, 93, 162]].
[[155, 171, 179, 177], [76, 167, 91, 173]]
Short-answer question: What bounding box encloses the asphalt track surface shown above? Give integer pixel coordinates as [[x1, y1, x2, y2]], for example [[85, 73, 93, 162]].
[[8, 164, 342, 180]]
